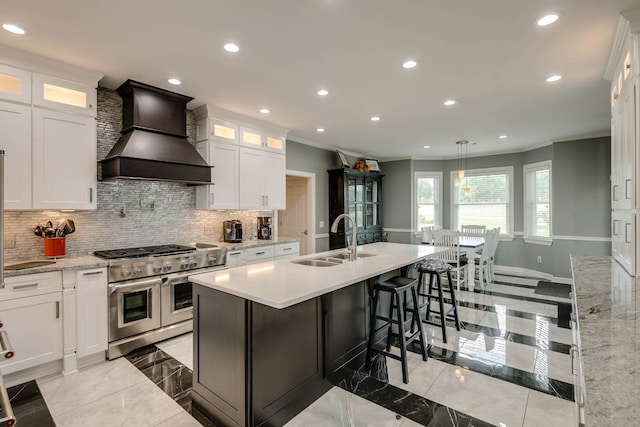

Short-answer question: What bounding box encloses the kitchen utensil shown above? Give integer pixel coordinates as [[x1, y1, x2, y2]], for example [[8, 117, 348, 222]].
[[33, 225, 43, 237]]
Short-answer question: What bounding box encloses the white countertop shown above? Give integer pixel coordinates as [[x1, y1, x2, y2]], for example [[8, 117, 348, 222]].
[[189, 242, 442, 309]]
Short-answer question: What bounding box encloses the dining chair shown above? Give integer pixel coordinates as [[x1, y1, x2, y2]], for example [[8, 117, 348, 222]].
[[474, 228, 498, 289], [420, 225, 441, 244], [431, 229, 466, 289], [460, 224, 486, 236]]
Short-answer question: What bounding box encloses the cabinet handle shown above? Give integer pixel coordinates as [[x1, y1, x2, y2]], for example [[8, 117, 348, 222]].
[[0, 331, 14, 359], [255, 251, 266, 255], [210, 192, 215, 206], [283, 247, 292, 251], [55, 301, 60, 319], [625, 223, 632, 243], [625, 179, 632, 199], [266, 195, 269, 206], [13, 283, 38, 291], [0, 368, 16, 426], [83, 271, 104, 276], [89, 187, 93, 203]]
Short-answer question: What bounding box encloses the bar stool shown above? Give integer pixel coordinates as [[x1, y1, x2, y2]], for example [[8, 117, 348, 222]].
[[365, 274, 428, 384], [416, 259, 461, 344]]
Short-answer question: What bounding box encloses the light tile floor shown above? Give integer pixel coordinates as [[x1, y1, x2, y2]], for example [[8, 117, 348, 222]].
[[36, 274, 576, 426]]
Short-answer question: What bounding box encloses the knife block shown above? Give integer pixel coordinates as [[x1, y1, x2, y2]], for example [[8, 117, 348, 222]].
[[44, 237, 65, 257]]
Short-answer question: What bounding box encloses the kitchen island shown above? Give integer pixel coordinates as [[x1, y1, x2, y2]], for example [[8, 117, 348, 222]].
[[189, 242, 442, 427]]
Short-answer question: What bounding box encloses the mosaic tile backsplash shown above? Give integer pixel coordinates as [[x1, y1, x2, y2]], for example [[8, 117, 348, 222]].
[[3, 88, 271, 263]]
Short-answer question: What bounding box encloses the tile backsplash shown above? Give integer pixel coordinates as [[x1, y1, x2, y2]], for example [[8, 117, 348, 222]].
[[3, 87, 271, 263]]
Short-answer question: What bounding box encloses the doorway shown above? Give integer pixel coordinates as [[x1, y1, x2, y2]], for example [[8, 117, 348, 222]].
[[276, 170, 315, 255]]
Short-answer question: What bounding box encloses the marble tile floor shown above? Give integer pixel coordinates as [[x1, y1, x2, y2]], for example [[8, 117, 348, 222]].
[[6, 273, 575, 426]]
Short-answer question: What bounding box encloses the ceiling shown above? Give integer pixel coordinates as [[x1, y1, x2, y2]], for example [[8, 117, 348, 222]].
[[0, 0, 637, 160]]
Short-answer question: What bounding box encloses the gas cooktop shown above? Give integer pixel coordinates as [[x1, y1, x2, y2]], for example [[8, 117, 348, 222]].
[[94, 244, 196, 260]]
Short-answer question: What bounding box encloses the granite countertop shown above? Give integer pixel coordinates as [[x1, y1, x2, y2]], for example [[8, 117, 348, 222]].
[[189, 242, 442, 309], [4, 255, 108, 277], [215, 237, 300, 251], [570, 255, 640, 426]]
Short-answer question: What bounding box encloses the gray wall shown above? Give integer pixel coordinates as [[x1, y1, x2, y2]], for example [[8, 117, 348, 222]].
[[284, 140, 341, 252], [380, 137, 611, 280]]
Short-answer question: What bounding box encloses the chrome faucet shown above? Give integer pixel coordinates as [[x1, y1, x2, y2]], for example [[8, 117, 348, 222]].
[[330, 214, 357, 261]]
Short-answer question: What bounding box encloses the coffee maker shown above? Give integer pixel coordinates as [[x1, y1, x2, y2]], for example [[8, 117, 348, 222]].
[[223, 220, 243, 243], [257, 217, 273, 240]]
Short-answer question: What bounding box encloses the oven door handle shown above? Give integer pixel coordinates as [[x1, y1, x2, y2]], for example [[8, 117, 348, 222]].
[[109, 278, 163, 294]]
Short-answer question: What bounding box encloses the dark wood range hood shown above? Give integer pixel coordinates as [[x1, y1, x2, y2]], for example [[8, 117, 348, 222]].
[[101, 80, 212, 185]]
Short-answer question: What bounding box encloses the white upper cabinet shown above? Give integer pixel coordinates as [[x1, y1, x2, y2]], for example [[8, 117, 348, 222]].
[[0, 64, 30, 104], [0, 100, 31, 209], [194, 105, 288, 211], [32, 74, 96, 116], [0, 51, 102, 210], [32, 109, 97, 210]]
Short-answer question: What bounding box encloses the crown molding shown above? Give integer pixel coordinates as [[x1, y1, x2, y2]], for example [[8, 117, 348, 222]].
[[604, 16, 630, 81]]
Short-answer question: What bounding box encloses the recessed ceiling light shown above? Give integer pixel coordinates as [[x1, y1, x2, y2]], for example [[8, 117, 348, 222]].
[[444, 99, 457, 106], [316, 128, 325, 133], [402, 60, 417, 69], [536, 14, 559, 27], [260, 108, 270, 114], [167, 78, 181, 85], [316, 89, 329, 96], [2, 23, 26, 35], [423, 145, 431, 149], [224, 43, 240, 53], [545, 74, 562, 83], [370, 116, 381, 122], [498, 135, 508, 139]]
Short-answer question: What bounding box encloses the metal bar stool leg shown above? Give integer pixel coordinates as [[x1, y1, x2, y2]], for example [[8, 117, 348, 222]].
[[365, 288, 379, 371], [411, 284, 428, 361], [386, 290, 395, 352]]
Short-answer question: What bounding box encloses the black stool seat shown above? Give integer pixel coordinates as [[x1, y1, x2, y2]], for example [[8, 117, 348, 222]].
[[366, 274, 428, 384], [416, 259, 461, 344]]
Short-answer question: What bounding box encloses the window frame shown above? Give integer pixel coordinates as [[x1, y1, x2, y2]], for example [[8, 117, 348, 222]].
[[450, 166, 514, 236], [523, 160, 552, 245], [414, 171, 443, 235]]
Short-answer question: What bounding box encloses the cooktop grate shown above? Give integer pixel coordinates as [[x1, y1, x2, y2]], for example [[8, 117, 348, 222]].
[[94, 244, 196, 259]]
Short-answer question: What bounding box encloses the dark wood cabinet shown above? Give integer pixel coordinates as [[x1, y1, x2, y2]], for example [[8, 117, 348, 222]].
[[328, 168, 383, 250]]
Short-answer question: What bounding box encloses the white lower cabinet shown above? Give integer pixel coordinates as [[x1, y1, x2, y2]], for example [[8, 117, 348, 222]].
[[242, 245, 275, 265], [0, 272, 63, 375], [76, 268, 108, 358], [275, 241, 300, 259]]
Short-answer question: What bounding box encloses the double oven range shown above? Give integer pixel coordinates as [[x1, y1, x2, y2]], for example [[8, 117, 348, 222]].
[[94, 244, 227, 359]]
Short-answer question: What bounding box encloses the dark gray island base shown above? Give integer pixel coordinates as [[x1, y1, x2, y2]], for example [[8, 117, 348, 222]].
[[191, 278, 375, 427]]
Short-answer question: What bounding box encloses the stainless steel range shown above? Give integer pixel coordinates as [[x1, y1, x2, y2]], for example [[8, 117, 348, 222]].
[[94, 244, 226, 359]]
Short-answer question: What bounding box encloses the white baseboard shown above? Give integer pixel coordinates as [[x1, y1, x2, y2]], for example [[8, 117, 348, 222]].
[[494, 265, 573, 284]]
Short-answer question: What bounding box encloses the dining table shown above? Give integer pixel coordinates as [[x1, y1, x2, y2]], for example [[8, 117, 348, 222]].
[[458, 235, 485, 288]]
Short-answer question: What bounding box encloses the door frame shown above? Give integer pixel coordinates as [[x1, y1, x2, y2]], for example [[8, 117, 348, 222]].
[[274, 170, 316, 255]]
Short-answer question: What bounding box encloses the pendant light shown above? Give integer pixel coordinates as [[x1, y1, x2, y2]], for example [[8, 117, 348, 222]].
[[456, 140, 471, 196]]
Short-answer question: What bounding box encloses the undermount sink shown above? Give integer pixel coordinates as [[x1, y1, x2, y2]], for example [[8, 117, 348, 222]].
[[331, 252, 378, 260], [292, 259, 342, 267], [292, 252, 378, 267]]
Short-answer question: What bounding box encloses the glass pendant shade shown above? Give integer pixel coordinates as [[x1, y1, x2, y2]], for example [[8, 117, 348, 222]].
[[458, 169, 464, 179], [455, 177, 461, 187], [463, 187, 471, 197]]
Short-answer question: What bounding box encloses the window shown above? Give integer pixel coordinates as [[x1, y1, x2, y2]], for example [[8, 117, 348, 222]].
[[451, 166, 513, 235], [415, 172, 442, 232], [524, 161, 552, 242]]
